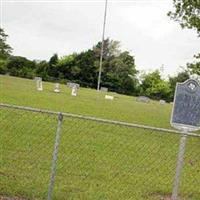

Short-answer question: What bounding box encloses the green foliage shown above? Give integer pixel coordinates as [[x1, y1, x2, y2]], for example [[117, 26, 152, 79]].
[[0, 59, 7, 74], [187, 53, 200, 75], [35, 60, 50, 80], [93, 38, 121, 60], [0, 28, 13, 59], [168, 0, 200, 36], [140, 70, 171, 101], [169, 70, 190, 100], [47, 53, 59, 78], [6, 56, 36, 78], [102, 51, 138, 94]]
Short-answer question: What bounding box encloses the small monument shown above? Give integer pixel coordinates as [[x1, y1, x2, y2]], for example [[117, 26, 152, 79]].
[[100, 87, 108, 92], [35, 77, 43, 91], [105, 95, 114, 100], [136, 96, 150, 103], [67, 82, 80, 89], [171, 79, 200, 131], [159, 100, 166, 105], [54, 83, 60, 93], [71, 85, 78, 96]]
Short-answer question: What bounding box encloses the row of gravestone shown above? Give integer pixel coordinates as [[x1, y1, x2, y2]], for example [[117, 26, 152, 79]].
[[35, 77, 167, 103], [35, 77, 109, 97], [36, 77, 199, 131], [136, 96, 166, 105], [35, 77, 79, 96]]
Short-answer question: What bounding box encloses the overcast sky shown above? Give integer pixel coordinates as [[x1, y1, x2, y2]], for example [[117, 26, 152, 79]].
[[1, 0, 200, 77]]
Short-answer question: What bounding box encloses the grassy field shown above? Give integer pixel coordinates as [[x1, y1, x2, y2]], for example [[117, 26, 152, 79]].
[[0, 75, 200, 200], [0, 75, 174, 128]]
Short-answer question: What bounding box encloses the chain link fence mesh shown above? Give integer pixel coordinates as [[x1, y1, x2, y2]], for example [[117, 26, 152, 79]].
[[0, 107, 57, 199], [0, 104, 200, 200]]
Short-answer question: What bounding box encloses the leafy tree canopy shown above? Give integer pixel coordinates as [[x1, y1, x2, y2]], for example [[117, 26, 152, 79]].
[[187, 53, 200, 75], [168, 0, 200, 36], [0, 28, 13, 59]]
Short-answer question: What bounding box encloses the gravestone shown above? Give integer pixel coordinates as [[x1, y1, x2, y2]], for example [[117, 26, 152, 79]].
[[54, 83, 60, 93], [100, 87, 108, 92], [136, 96, 150, 103], [105, 95, 114, 100], [36, 77, 43, 91], [71, 85, 78, 96], [159, 100, 166, 105], [171, 79, 200, 131], [67, 82, 79, 89]]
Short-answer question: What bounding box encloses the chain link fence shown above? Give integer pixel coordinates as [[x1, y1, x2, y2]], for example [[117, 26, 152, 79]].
[[0, 103, 200, 200]]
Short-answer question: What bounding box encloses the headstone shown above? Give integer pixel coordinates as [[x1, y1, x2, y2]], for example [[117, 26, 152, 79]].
[[136, 96, 150, 103], [36, 77, 43, 91], [71, 85, 78, 96], [67, 82, 79, 89], [54, 83, 60, 93], [100, 87, 108, 92], [159, 100, 166, 105], [105, 95, 114, 100], [34, 77, 41, 81], [171, 79, 200, 131]]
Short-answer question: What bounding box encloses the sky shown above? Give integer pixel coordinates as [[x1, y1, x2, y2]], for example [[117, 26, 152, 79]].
[[1, 0, 200, 77]]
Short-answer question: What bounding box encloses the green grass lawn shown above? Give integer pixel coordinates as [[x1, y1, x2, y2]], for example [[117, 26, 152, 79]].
[[0, 75, 200, 200]]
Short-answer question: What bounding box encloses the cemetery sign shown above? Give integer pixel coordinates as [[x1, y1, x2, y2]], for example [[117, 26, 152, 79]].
[[171, 79, 200, 131]]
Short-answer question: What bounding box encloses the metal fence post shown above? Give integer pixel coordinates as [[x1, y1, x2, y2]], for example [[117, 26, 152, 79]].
[[47, 112, 63, 200], [171, 132, 187, 200]]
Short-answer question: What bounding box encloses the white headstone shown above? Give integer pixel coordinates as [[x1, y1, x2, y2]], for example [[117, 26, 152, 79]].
[[105, 95, 114, 100], [71, 85, 78, 96], [159, 100, 166, 105], [67, 82, 80, 89], [136, 96, 150, 103], [100, 87, 108, 92], [54, 83, 60, 93], [36, 77, 43, 91]]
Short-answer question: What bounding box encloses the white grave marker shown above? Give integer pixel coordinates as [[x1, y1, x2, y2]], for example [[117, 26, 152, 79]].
[[71, 85, 78, 96], [54, 83, 60, 93], [159, 100, 166, 105], [36, 77, 43, 91], [105, 95, 114, 100]]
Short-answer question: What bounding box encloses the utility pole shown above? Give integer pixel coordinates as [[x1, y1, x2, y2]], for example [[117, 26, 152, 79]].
[[97, 0, 108, 91]]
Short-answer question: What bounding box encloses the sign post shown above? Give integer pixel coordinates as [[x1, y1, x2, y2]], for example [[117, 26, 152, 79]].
[[171, 79, 200, 200]]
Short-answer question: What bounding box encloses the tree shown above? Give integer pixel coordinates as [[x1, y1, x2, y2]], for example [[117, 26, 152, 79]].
[[102, 51, 138, 94], [187, 53, 200, 75], [168, 1, 200, 78], [56, 54, 77, 80], [168, 70, 190, 100], [47, 53, 59, 78], [93, 38, 121, 60], [140, 70, 171, 101], [0, 28, 12, 59], [74, 50, 97, 87], [168, 0, 200, 36], [6, 56, 36, 78], [35, 60, 49, 80]]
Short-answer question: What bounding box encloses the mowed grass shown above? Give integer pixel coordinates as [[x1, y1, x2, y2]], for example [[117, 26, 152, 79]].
[[0, 75, 173, 128], [0, 75, 200, 200]]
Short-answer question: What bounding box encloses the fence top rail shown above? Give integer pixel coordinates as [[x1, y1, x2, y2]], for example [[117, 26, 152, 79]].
[[0, 103, 200, 138]]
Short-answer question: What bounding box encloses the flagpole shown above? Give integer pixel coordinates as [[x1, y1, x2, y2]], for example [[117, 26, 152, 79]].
[[97, 0, 108, 91]]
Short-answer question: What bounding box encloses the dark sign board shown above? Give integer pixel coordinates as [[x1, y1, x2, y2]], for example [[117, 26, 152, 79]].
[[171, 79, 200, 130]]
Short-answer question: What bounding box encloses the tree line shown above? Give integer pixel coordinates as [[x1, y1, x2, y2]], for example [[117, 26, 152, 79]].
[[0, 0, 199, 102]]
